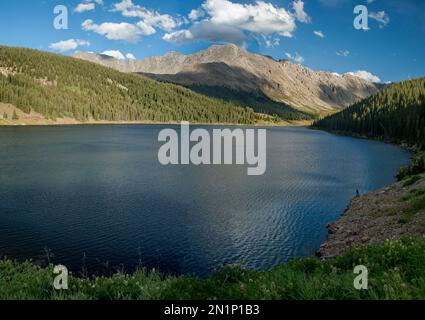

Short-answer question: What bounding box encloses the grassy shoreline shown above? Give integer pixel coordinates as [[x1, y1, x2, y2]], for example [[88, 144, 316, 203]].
[[1, 237, 425, 300]]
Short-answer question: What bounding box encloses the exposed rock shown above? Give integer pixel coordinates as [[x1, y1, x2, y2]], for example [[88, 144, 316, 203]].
[[74, 44, 380, 115], [317, 174, 425, 259]]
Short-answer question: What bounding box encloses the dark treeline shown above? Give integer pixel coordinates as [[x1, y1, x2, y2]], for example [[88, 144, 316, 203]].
[[313, 77, 425, 149], [0, 46, 260, 124]]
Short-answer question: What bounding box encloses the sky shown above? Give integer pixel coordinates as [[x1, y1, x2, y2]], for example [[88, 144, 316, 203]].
[[0, 0, 424, 83]]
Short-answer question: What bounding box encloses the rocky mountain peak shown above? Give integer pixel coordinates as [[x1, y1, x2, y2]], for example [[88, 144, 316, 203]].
[[74, 44, 380, 114]]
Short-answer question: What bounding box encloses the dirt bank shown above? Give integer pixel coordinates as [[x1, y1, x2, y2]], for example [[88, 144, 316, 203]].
[[317, 173, 425, 259]]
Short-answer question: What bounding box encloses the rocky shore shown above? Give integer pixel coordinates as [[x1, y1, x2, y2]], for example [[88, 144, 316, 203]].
[[317, 173, 425, 259]]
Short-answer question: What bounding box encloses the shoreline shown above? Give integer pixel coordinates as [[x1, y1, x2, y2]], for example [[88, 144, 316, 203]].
[[317, 173, 425, 259], [0, 118, 312, 128], [315, 128, 424, 259], [0, 101, 313, 128]]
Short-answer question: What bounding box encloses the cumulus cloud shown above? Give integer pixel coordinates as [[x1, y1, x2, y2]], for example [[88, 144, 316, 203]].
[[49, 39, 90, 52], [189, 8, 205, 21], [163, 0, 303, 46], [75, 3, 95, 13], [369, 11, 390, 28], [82, 0, 309, 48], [202, 0, 296, 37], [81, 1, 184, 42], [82, 19, 151, 42], [163, 30, 194, 43], [285, 52, 304, 63], [111, 0, 182, 32], [293, 0, 311, 23], [75, 0, 104, 13], [345, 70, 381, 83], [313, 30, 325, 38], [163, 20, 246, 45], [135, 21, 156, 36]]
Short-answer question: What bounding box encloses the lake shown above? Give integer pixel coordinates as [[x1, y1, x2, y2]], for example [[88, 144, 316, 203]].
[[0, 125, 411, 277]]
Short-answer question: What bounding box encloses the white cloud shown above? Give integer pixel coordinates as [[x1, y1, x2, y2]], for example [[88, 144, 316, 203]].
[[163, 0, 301, 46], [82, 19, 149, 42], [189, 8, 205, 21], [75, 3, 95, 13], [345, 70, 381, 83], [313, 30, 325, 38], [285, 52, 304, 63], [85, 0, 308, 48], [163, 21, 246, 45], [135, 21, 156, 36], [202, 0, 296, 37], [369, 11, 390, 28], [49, 39, 90, 52], [336, 50, 350, 57], [102, 50, 126, 60], [126, 53, 136, 60], [163, 30, 194, 43], [111, 0, 182, 32], [74, 0, 104, 13], [292, 0, 311, 23]]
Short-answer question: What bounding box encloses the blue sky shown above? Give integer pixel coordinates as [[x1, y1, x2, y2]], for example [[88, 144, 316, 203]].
[[0, 0, 424, 83]]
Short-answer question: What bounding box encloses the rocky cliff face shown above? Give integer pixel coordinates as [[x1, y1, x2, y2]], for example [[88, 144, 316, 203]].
[[75, 44, 380, 114]]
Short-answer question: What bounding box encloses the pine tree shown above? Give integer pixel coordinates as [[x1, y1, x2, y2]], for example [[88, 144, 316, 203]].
[[313, 77, 425, 149], [0, 46, 273, 125]]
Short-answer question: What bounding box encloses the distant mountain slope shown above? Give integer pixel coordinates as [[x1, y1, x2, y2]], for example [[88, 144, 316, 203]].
[[0, 46, 263, 124], [75, 44, 380, 115], [313, 77, 425, 149]]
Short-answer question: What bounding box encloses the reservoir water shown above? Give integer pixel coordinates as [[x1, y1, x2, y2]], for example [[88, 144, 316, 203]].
[[0, 125, 411, 276]]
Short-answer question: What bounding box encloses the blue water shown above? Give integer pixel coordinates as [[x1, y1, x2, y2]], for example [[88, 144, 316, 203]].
[[0, 125, 411, 276]]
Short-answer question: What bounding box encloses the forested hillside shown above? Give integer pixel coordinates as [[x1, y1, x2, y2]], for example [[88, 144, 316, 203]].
[[185, 84, 312, 120], [0, 46, 260, 124], [313, 77, 425, 149]]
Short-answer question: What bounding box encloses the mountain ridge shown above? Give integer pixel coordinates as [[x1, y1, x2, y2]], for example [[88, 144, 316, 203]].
[[75, 44, 380, 115], [0, 46, 265, 125]]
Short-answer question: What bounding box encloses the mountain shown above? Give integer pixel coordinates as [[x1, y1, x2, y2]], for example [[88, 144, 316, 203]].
[[313, 77, 425, 149], [0, 46, 264, 125], [75, 44, 380, 116]]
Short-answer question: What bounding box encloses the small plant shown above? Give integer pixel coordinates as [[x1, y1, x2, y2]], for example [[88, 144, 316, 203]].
[[12, 110, 19, 120]]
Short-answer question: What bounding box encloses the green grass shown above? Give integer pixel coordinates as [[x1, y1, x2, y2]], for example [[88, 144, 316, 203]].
[[400, 189, 425, 202], [402, 175, 422, 187], [398, 189, 425, 223], [2, 237, 425, 300]]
